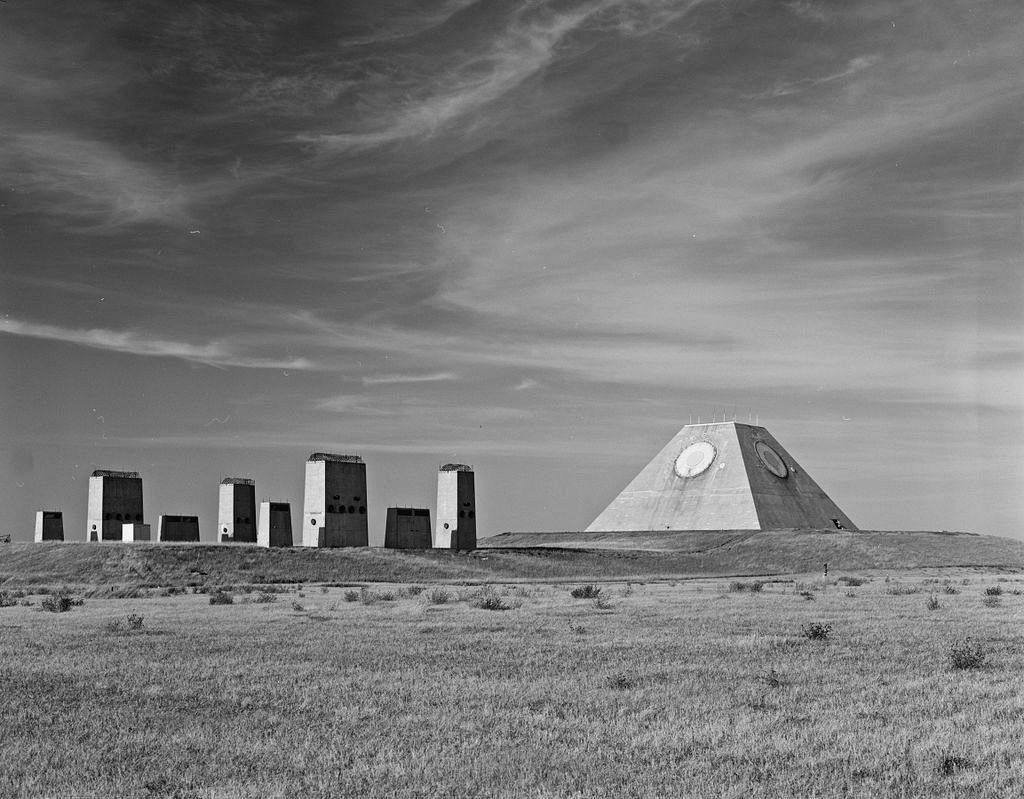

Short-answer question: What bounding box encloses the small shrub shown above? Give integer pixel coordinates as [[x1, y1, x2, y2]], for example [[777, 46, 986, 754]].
[[838, 576, 866, 587], [320, 586, 329, 594], [571, 585, 602, 599], [568, 619, 586, 634], [729, 581, 763, 593], [885, 583, 920, 595], [983, 585, 1002, 596], [948, 638, 986, 670], [756, 669, 784, 689], [426, 588, 450, 605], [298, 592, 306, 598], [108, 613, 145, 633], [982, 594, 1001, 608], [0, 591, 19, 608], [926, 595, 941, 611], [607, 672, 637, 690], [844, 590, 856, 598], [405, 585, 425, 597], [801, 622, 832, 640], [359, 588, 376, 605], [208, 591, 234, 606], [622, 582, 634, 597], [476, 595, 508, 611], [291, 601, 304, 612], [20, 599, 33, 607], [799, 591, 815, 601], [343, 590, 360, 603], [937, 755, 972, 776], [594, 595, 613, 610], [253, 592, 278, 603], [942, 585, 960, 595], [41, 593, 74, 613], [377, 591, 396, 602]]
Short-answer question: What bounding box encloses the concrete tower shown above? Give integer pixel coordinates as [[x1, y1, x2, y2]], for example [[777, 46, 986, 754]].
[[434, 464, 476, 550], [158, 515, 200, 542], [218, 478, 257, 543], [87, 470, 144, 541], [302, 453, 368, 547], [383, 508, 432, 549], [586, 422, 858, 532], [258, 501, 293, 548], [34, 511, 64, 542]]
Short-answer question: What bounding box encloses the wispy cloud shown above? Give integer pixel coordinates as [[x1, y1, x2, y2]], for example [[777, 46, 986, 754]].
[[0, 318, 315, 370], [5, 133, 190, 231], [362, 371, 458, 385]]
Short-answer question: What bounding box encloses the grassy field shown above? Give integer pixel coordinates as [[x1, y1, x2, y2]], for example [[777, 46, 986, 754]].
[[2, 569, 1023, 798]]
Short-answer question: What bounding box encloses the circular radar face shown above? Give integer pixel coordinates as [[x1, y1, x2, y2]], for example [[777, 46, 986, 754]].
[[755, 441, 788, 478], [674, 442, 717, 478]]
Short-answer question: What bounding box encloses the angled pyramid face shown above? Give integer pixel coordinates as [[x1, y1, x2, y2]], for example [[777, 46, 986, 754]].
[[585, 422, 857, 532]]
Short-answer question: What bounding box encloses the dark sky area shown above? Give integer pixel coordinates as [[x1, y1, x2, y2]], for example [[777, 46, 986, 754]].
[[2, 0, 1022, 542]]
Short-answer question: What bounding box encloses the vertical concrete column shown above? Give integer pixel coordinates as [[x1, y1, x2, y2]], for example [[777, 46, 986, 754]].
[[434, 464, 476, 550], [302, 454, 368, 547]]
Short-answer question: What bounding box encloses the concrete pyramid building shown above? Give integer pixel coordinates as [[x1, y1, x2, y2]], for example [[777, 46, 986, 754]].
[[586, 422, 857, 532]]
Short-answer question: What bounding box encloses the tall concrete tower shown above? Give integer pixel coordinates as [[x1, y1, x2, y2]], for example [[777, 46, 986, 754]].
[[586, 422, 858, 532], [87, 470, 144, 541], [258, 501, 293, 548], [34, 511, 64, 542], [218, 478, 257, 543], [302, 453, 368, 547], [434, 464, 476, 550]]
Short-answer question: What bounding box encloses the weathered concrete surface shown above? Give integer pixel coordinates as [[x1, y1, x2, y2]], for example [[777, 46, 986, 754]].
[[86, 471, 144, 542], [302, 454, 368, 547], [34, 511, 64, 542], [586, 422, 856, 533], [158, 515, 200, 543], [121, 523, 151, 542], [218, 479, 257, 543], [384, 508, 432, 549], [258, 501, 293, 548], [435, 465, 476, 550]]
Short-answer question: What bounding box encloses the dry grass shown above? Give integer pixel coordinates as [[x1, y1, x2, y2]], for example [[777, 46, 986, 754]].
[[0, 572, 1023, 797]]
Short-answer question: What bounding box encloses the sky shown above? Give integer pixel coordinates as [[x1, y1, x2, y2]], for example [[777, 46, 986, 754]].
[[1, 0, 1022, 544]]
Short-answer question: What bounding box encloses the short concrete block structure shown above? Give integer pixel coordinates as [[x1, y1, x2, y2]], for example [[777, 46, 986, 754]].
[[258, 501, 293, 548], [218, 478, 257, 543], [434, 464, 476, 550], [121, 523, 152, 542], [158, 515, 200, 542], [34, 511, 64, 542], [302, 453, 368, 547], [87, 470, 144, 541], [384, 507, 432, 549]]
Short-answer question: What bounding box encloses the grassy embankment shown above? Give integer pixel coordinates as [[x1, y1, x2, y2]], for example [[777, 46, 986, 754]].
[[1, 570, 1023, 798], [4, 529, 1024, 596]]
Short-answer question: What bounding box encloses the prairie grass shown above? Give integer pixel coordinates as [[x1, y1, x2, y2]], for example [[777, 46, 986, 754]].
[[0, 572, 1021, 797]]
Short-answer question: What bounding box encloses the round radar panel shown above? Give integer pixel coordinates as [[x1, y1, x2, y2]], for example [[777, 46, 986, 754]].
[[674, 442, 717, 478], [755, 441, 788, 478]]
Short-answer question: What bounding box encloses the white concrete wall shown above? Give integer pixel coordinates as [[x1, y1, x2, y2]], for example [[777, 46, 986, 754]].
[[122, 523, 151, 542], [217, 483, 234, 540], [86, 476, 104, 542], [435, 471, 458, 548], [302, 461, 326, 547]]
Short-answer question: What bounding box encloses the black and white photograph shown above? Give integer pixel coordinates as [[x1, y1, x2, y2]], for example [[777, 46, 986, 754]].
[[1, 0, 1022, 796]]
